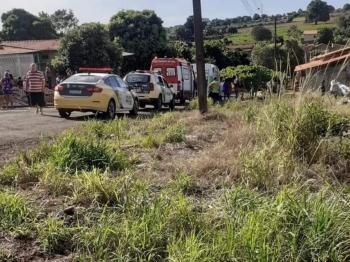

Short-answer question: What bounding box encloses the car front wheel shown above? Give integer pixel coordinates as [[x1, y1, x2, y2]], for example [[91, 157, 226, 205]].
[[169, 97, 175, 110], [104, 100, 115, 120], [154, 95, 162, 110], [130, 98, 139, 115], [58, 110, 71, 118]]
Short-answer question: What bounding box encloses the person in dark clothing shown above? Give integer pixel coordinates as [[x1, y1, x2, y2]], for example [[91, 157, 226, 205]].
[[223, 79, 231, 100], [320, 80, 326, 96], [6, 70, 13, 81]]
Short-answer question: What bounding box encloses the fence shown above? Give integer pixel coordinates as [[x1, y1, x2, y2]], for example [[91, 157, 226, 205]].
[[0, 53, 34, 78]]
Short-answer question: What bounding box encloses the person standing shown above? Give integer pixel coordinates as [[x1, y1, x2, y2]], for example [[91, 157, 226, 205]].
[[6, 70, 14, 81], [45, 63, 52, 89], [17, 76, 24, 97], [208, 77, 220, 103], [2, 72, 13, 109], [26, 63, 46, 115], [320, 80, 326, 96], [0, 80, 4, 109], [223, 79, 231, 100]]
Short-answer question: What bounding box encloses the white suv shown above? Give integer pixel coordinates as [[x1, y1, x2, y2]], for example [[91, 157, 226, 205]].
[[124, 71, 175, 110]]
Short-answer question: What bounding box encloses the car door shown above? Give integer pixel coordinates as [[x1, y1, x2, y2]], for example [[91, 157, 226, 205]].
[[105, 76, 123, 108], [116, 76, 133, 109], [156, 75, 166, 102], [162, 78, 174, 103]]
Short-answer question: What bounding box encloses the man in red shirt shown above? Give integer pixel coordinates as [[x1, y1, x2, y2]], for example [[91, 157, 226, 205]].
[[26, 63, 46, 115]]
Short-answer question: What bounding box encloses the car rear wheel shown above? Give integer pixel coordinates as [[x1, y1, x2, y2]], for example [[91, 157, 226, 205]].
[[154, 95, 162, 110], [58, 110, 71, 118], [130, 98, 139, 115], [104, 100, 116, 120], [169, 97, 175, 110]]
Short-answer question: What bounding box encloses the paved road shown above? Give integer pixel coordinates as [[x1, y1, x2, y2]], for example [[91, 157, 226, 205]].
[[0, 106, 184, 164]]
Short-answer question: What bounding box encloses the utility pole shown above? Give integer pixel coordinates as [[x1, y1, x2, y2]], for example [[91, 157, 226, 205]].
[[192, 0, 207, 114], [274, 16, 277, 71]]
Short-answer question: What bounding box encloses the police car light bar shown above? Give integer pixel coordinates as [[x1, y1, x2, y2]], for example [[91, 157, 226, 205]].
[[79, 67, 113, 73]]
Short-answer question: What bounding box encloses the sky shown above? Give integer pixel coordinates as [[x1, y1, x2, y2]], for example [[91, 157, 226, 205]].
[[1, 0, 349, 27]]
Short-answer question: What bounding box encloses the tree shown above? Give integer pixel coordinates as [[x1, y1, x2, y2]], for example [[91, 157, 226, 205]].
[[251, 25, 272, 41], [108, 10, 167, 74], [287, 25, 303, 40], [344, 3, 350, 10], [1, 9, 57, 40], [305, 0, 330, 25], [327, 5, 335, 13], [337, 14, 350, 36], [161, 41, 193, 61], [220, 65, 273, 90], [52, 23, 123, 74], [315, 27, 334, 44], [50, 9, 79, 34], [227, 25, 238, 34], [173, 25, 187, 41], [253, 13, 261, 21]]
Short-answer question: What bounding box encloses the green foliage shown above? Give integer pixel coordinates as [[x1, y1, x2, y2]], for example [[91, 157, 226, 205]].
[[49, 9, 78, 34], [202, 40, 250, 69], [221, 65, 273, 90], [344, 3, 350, 10], [47, 133, 129, 172], [252, 40, 304, 72], [286, 25, 303, 40], [0, 192, 35, 232], [315, 27, 334, 44], [306, 0, 331, 25], [108, 10, 167, 74], [38, 215, 75, 255], [1, 9, 57, 40], [251, 25, 272, 41], [52, 23, 123, 73]]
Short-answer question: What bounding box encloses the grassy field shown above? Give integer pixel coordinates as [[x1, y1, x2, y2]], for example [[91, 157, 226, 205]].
[[229, 20, 337, 45], [1, 91, 350, 260]]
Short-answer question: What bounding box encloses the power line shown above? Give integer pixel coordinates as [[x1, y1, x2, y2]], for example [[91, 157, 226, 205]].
[[241, 0, 254, 16]]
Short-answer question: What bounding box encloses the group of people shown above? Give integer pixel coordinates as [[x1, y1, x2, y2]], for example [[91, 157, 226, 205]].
[[0, 63, 46, 114], [208, 77, 244, 103]]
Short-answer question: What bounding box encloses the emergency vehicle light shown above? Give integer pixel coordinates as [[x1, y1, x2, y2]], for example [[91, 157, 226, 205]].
[[79, 67, 113, 73]]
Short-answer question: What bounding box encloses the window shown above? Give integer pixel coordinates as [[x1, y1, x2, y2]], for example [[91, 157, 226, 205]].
[[163, 78, 170, 88], [157, 76, 164, 86], [116, 77, 128, 89], [166, 67, 176, 77], [183, 68, 190, 80], [41, 54, 49, 60], [67, 74, 102, 83], [107, 76, 119, 88], [153, 68, 162, 74], [126, 74, 150, 83]]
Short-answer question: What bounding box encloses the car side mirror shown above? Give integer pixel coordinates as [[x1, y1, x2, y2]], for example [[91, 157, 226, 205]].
[[128, 85, 133, 91], [169, 84, 173, 88]]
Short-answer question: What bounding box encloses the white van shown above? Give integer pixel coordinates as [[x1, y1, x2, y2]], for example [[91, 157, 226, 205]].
[[191, 63, 220, 95]]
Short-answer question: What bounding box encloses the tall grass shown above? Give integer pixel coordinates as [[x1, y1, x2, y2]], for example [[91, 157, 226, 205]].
[[1, 89, 350, 260]]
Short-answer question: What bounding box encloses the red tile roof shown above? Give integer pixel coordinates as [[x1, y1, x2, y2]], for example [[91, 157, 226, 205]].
[[0, 46, 36, 55], [295, 46, 350, 72], [1, 39, 60, 52]]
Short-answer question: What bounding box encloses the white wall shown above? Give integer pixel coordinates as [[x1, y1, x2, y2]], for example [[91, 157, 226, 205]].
[[304, 34, 316, 43], [0, 53, 35, 78]]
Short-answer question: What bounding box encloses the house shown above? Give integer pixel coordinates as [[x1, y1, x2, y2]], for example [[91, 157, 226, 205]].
[[302, 30, 318, 44], [304, 43, 345, 60], [0, 39, 60, 77], [294, 46, 350, 89]]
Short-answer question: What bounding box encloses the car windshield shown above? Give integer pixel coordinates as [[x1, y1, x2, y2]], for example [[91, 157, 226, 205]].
[[65, 74, 102, 83], [126, 74, 150, 83]]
